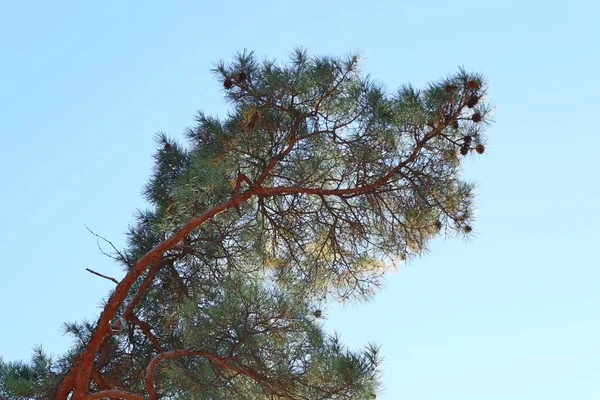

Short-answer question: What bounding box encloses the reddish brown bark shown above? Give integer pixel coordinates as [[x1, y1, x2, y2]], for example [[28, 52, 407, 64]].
[[122, 261, 163, 321], [128, 314, 164, 352], [57, 193, 253, 400], [54, 353, 82, 399], [90, 367, 111, 391]]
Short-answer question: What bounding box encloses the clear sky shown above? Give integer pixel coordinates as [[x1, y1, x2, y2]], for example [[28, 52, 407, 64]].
[[0, 1, 598, 398]]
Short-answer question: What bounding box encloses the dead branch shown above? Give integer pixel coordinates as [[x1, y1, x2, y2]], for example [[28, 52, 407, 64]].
[[85, 268, 119, 285]]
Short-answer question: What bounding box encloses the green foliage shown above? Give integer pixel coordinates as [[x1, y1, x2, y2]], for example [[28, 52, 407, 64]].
[[0, 348, 59, 400], [6, 49, 491, 399]]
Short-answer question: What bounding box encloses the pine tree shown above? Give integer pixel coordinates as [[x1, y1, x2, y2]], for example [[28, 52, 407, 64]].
[[0, 348, 58, 399], [4, 49, 492, 399]]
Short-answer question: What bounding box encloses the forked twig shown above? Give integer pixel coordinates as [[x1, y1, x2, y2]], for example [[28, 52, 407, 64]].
[[84, 224, 130, 266]]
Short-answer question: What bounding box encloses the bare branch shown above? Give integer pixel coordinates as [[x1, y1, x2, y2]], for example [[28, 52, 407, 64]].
[[84, 224, 130, 266], [85, 268, 119, 285]]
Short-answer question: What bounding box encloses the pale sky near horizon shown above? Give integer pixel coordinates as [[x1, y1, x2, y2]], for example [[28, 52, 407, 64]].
[[1, 1, 599, 399]]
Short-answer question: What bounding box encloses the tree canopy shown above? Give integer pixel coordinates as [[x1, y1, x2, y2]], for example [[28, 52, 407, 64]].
[[1, 49, 491, 400]]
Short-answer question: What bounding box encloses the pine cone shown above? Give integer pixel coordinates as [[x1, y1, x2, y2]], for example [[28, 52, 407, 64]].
[[475, 144, 485, 154], [464, 225, 473, 233], [466, 95, 479, 108], [237, 71, 247, 82], [463, 135, 473, 145], [445, 84, 458, 94], [471, 112, 482, 122], [164, 143, 171, 150], [466, 80, 481, 91], [223, 77, 234, 89], [460, 146, 469, 156]]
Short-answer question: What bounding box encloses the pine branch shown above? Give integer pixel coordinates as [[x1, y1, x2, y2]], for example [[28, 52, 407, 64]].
[[53, 52, 489, 400], [84, 390, 145, 400], [145, 350, 273, 400]]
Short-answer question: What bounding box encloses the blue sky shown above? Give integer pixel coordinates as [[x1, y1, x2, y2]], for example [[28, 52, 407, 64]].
[[1, 1, 598, 398]]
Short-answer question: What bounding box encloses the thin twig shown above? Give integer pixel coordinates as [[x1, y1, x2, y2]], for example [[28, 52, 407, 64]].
[[84, 224, 130, 266], [85, 268, 119, 285]]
